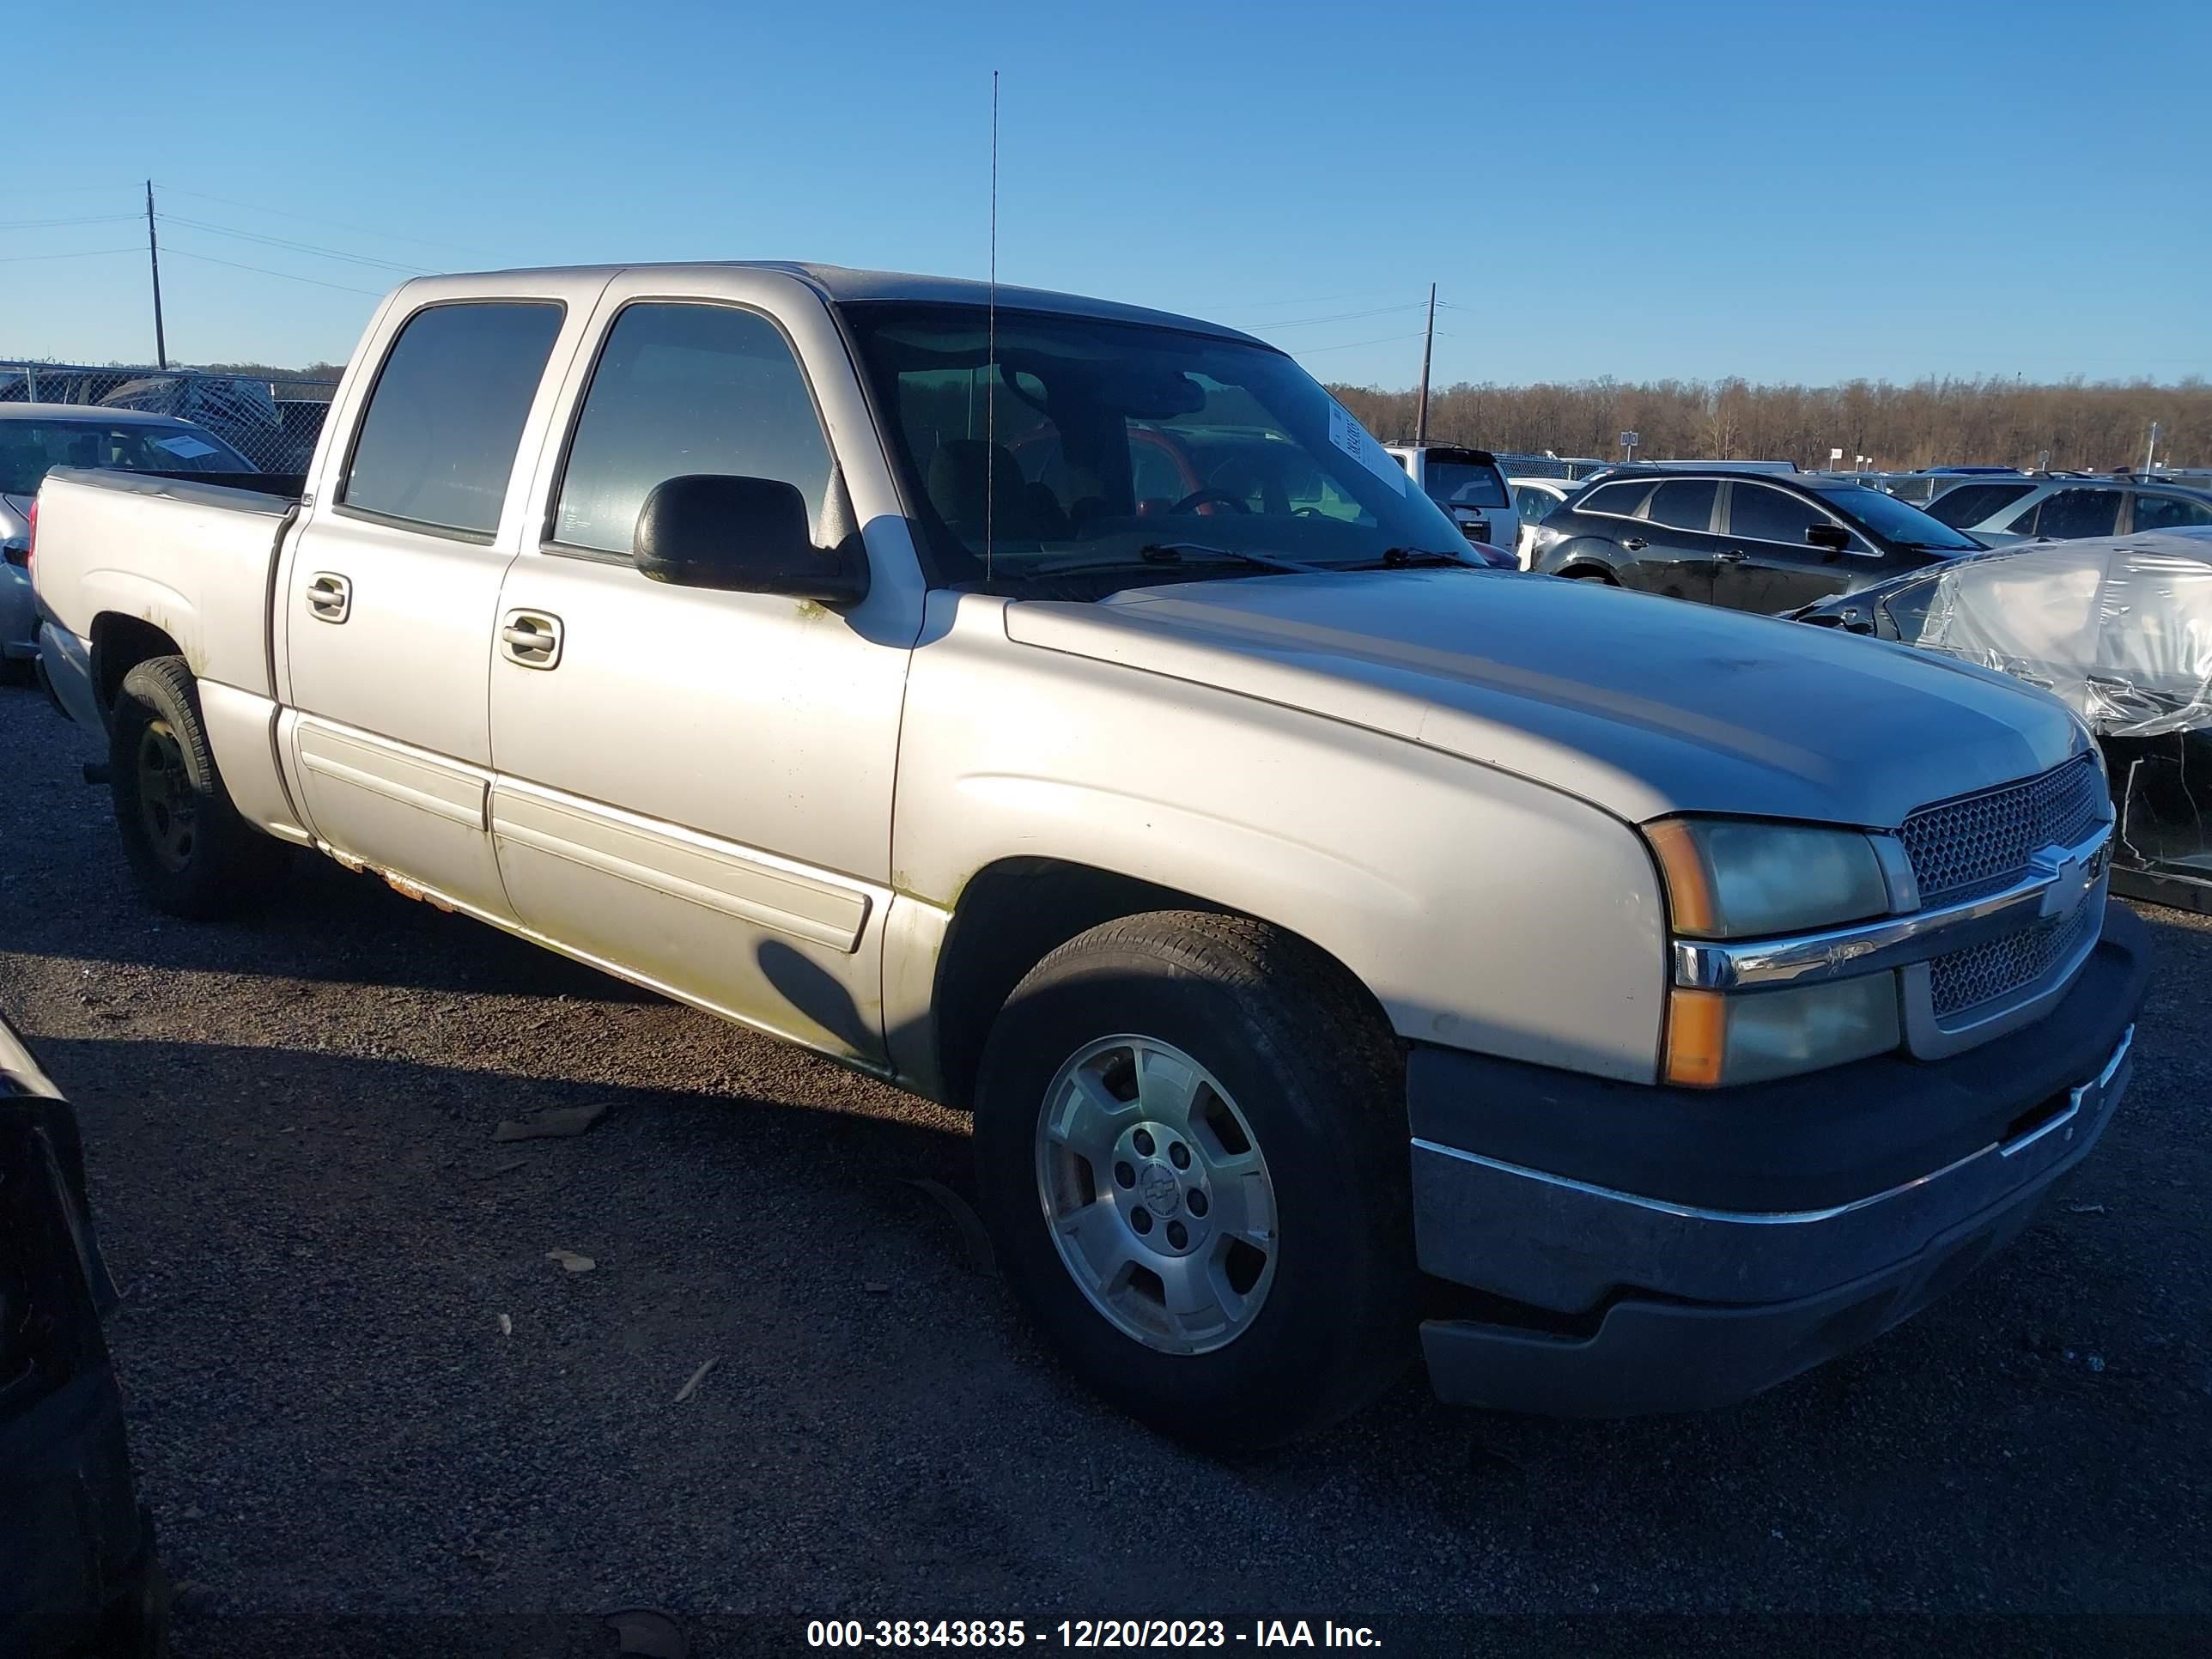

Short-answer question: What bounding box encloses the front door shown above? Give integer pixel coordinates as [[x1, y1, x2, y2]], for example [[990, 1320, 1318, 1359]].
[[281, 295, 578, 919], [1616, 477, 1725, 604], [487, 294, 912, 1063], [1713, 480, 1862, 613]]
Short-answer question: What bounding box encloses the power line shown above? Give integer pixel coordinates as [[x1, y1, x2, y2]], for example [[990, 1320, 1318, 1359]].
[[0, 213, 140, 230], [158, 213, 429, 275], [1182, 288, 1410, 313], [1237, 300, 1427, 331], [154, 183, 487, 258], [1293, 331, 1442, 355], [159, 246, 386, 296], [0, 246, 140, 264]]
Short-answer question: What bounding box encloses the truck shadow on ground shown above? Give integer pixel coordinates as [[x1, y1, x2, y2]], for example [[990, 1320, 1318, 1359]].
[[32, 998, 2208, 1622]]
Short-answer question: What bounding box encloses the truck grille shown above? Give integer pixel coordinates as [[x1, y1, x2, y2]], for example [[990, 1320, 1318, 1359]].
[[1900, 755, 2106, 904], [1929, 895, 2100, 1018]]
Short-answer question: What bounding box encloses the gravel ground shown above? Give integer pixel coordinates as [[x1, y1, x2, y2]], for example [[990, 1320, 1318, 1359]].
[[3, 682, 2209, 1651]]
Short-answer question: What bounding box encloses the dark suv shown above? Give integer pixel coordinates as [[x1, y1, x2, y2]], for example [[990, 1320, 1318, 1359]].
[[1526, 469, 1984, 613]]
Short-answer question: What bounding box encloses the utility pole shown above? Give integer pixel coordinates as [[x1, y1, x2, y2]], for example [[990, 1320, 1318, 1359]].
[[144, 179, 167, 370], [2145, 421, 2162, 476], [1413, 283, 1436, 445]]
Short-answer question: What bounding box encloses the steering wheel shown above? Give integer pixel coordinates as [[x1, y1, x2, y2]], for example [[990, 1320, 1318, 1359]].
[[1167, 488, 1252, 515]]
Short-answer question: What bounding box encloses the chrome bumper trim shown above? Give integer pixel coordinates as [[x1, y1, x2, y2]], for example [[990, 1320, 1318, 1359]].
[[1673, 822, 2112, 993]]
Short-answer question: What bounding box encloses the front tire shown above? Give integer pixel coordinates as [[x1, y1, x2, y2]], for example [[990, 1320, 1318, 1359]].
[[974, 912, 1417, 1449], [109, 655, 257, 920]]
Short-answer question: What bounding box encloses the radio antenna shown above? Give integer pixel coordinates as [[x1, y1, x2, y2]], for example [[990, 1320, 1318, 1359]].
[[986, 68, 999, 582]]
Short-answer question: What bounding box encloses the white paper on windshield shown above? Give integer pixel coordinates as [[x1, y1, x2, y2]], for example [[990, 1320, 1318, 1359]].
[[153, 434, 221, 459], [1328, 402, 1406, 494]]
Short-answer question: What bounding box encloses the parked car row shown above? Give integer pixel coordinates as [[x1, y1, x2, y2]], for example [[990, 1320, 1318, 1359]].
[[0, 404, 258, 684]]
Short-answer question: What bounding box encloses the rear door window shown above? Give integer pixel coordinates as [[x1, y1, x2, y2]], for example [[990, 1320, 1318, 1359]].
[[1646, 479, 1718, 532], [342, 301, 563, 538], [1924, 482, 2034, 528], [2031, 487, 2123, 539], [1728, 483, 1825, 544], [1577, 479, 1652, 519]]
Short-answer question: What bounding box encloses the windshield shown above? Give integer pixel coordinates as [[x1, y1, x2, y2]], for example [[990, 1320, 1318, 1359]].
[[1423, 461, 1510, 510], [840, 302, 1468, 586], [0, 419, 253, 496], [1813, 483, 1981, 551]]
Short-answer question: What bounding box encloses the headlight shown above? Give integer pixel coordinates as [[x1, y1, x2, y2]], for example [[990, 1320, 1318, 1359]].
[[1663, 975, 1901, 1087], [1644, 817, 1889, 939], [1645, 817, 1900, 1086]]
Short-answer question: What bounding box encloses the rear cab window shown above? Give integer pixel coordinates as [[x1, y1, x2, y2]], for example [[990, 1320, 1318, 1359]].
[[341, 301, 565, 540]]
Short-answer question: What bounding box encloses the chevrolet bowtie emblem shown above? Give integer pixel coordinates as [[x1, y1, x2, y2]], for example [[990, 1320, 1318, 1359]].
[[2033, 837, 2106, 921]]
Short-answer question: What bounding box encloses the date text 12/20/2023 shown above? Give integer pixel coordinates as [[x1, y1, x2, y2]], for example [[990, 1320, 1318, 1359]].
[[805, 1620, 1383, 1649]]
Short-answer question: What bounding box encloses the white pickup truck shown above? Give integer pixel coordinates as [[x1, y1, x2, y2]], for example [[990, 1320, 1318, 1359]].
[[30, 263, 2147, 1446]]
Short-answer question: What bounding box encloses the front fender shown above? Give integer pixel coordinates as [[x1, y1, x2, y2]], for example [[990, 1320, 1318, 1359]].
[[1534, 538, 1626, 580], [892, 597, 1669, 1084]]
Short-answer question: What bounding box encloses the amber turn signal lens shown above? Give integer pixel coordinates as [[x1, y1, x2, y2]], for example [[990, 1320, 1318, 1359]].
[[1644, 818, 1718, 937], [1663, 989, 1728, 1088]]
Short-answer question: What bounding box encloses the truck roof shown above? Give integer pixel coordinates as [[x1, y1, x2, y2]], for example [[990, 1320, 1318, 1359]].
[[393, 261, 1267, 348]]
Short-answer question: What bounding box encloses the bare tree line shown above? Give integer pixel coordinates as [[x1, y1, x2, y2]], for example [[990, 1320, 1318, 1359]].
[[1328, 376, 2211, 471]]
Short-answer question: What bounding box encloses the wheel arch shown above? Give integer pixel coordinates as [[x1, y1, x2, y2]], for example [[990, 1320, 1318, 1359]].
[[90, 613, 188, 722], [919, 855, 1389, 1113]]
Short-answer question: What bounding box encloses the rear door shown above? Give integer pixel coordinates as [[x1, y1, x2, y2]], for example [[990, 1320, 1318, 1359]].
[[280, 283, 602, 918], [1712, 481, 1865, 612], [485, 282, 917, 1063]]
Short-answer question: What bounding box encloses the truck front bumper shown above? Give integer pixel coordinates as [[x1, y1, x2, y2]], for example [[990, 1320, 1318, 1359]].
[[1409, 901, 2149, 1416]]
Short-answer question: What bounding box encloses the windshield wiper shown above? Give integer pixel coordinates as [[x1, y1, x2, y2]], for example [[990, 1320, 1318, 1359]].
[[1026, 541, 1328, 580], [1352, 547, 1466, 568]]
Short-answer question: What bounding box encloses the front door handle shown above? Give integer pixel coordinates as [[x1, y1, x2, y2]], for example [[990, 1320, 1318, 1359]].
[[1621, 537, 1648, 551], [499, 610, 563, 670], [1717, 550, 1749, 563], [305, 571, 351, 623]]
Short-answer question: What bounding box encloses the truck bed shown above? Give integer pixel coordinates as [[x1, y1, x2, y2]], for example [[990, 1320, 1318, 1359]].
[[30, 465, 303, 708]]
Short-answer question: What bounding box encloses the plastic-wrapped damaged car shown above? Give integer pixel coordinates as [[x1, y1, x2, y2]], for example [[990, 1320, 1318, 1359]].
[[1794, 528, 2212, 910]]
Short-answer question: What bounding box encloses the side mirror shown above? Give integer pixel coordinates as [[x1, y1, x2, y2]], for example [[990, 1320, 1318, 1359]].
[[1805, 522, 1851, 553], [633, 473, 869, 606]]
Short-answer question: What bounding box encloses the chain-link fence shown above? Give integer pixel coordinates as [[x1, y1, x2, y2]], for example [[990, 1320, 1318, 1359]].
[[0, 361, 339, 474]]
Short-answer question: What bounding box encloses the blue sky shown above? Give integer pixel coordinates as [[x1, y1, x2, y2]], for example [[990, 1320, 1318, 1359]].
[[7, 0, 2208, 388]]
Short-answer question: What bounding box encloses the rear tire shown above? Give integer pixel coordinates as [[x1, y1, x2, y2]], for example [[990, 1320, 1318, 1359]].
[[1563, 566, 1619, 585], [109, 655, 257, 920], [973, 911, 1417, 1449]]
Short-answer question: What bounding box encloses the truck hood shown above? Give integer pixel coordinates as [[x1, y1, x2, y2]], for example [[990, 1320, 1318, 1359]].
[[1002, 569, 2085, 825]]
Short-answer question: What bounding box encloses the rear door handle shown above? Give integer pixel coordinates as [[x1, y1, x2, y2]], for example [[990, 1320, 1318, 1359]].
[[499, 610, 563, 670], [305, 571, 351, 623], [1717, 550, 1749, 563], [1621, 537, 1648, 551]]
